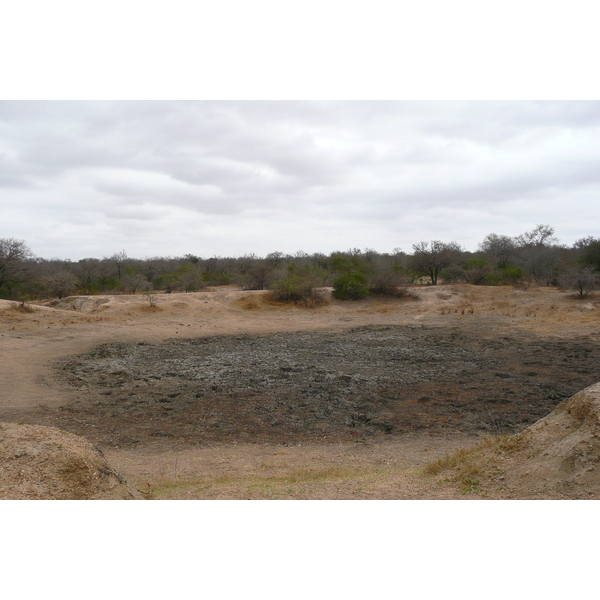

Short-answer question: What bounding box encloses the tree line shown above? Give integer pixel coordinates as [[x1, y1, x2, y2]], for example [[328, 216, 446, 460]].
[[1, 225, 600, 302]]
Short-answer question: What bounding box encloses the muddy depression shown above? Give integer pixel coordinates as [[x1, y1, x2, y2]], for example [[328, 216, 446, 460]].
[[29, 323, 600, 449]]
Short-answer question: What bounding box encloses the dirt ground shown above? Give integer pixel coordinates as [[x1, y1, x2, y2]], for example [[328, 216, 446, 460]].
[[1, 284, 599, 499]]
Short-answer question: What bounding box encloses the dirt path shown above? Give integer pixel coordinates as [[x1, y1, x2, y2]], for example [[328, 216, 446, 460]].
[[1, 285, 599, 499]]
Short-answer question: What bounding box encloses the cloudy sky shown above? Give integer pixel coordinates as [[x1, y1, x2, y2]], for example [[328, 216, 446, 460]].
[[1, 100, 599, 260]]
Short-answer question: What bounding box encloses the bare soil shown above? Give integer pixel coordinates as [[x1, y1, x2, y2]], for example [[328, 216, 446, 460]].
[[0, 421, 139, 500], [1, 284, 599, 499]]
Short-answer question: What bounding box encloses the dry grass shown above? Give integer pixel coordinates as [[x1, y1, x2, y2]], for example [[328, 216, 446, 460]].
[[235, 295, 263, 310], [139, 304, 164, 313], [9, 301, 36, 313], [144, 464, 397, 499], [422, 433, 527, 494]]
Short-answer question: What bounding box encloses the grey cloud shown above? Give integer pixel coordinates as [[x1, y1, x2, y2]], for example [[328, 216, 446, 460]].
[[2, 100, 600, 259]]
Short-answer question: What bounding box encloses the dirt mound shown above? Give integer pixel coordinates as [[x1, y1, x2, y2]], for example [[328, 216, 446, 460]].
[[426, 382, 600, 498], [45, 296, 110, 313], [0, 422, 141, 499]]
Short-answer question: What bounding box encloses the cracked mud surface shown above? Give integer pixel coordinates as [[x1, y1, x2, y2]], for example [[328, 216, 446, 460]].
[[45, 324, 600, 448]]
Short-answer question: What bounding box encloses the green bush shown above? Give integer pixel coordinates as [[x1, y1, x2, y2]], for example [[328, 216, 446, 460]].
[[200, 272, 232, 286], [501, 266, 525, 283], [332, 271, 369, 300], [483, 272, 503, 286]]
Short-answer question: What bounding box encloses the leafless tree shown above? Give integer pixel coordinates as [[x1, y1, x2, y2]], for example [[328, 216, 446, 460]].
[[479, 233, 516, 268], [410, 240, 463, 285], [122, 272, 150, 294], [109, 250, 128, 280], [72, 258, 101, 293], [236, 254, 257, 275], [177, 266, 204, 292], [242, 264, 274, 290], [139, 257, 163, 283], [515, 224, 557, 247], [42, 270, 79, 299], [514, 225, 560, 284], [559, 265, 600, 298], [266, 251, 285, 267]]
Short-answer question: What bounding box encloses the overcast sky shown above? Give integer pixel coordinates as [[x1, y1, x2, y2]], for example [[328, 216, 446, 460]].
[[1, 100, 599, 260]]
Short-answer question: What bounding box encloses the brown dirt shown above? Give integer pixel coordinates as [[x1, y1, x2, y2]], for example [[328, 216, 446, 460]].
[[1, 284, 599, 499], [425, 382, 600, 499], [0, 421, 139, 499]]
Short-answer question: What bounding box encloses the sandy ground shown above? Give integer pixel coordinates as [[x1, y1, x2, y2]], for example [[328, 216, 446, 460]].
[[1, 284, 599, 499]]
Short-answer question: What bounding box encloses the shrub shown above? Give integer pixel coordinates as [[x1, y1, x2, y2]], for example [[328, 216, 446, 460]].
[[559, 265, 600, 298], [367, 270, 412, 297], [502, 266, 525, 284], [332, 271, 369, 300], [269, 274, 317, 303], [440, 265, 468, 284], [483, 271, 503, 286], [201, 272, 232, 286]]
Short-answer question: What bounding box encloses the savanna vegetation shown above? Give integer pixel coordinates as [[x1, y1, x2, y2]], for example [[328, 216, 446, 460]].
[[1, 225, 600, 303]]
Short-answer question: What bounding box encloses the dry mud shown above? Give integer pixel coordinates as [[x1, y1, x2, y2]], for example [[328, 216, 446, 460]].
[[49, 325, 600, 448]]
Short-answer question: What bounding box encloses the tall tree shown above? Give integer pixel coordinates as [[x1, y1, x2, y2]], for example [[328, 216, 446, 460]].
[[575, 237, 600, 272], [514, 225, 560, 284], [0, 238, 34, 296], [109, 250, 128, 281]]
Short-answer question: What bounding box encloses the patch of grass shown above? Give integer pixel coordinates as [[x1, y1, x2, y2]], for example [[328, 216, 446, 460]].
[[145, 465, 397, 499], [461, 478, 481, 494], [139, 304, 164, 312], [236, 295, 262, 310], [455, 302, 475, 314], [422, 434, 528, 494], [422, 445, 483, 476]]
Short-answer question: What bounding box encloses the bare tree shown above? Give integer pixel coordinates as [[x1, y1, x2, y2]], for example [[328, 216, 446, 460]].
[[266, 251, 285, 267], [139, 257, 163, 284], [236, 254, 257, 275], [559, 265, 600, 298], [410, 240, 463, 285], [479, 233, 516, 268], [72, 258, 101, 293], [176, 266, 204, 292], [514, 225, 560, 284], [121, 271, 150, 294], [109, 250, 128, 281], [42, 270, 79, 299], [515, 224, 557, 247], [243, 264, 274, 290]]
